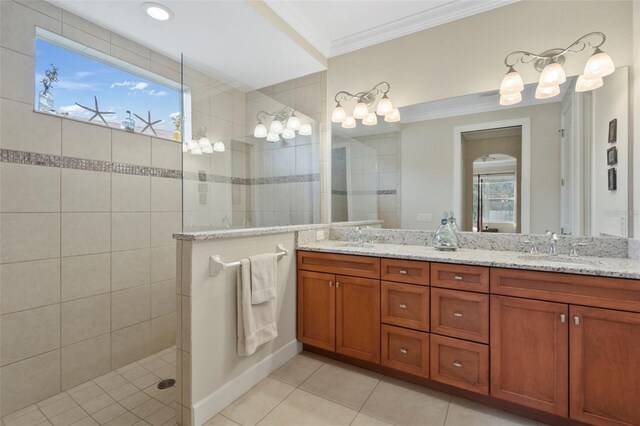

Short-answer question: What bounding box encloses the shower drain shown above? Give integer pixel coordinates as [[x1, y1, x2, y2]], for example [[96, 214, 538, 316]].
[[157, 378, 176, 389]]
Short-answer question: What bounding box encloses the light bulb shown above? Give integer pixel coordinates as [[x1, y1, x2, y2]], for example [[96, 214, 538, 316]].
[[298, 124, 312, 136], [202, 145, 214, 154], [499, 67, 524, 95], [198, 136, 211, 148], [499, 92, 522, 106], [253, 123, 267, 138], [266, 132, 280, 142], [353, 102, 369, 120], [287, 114, 300, 130], [187, 139, 199, 150], [191, 147, 203, 155], [376, 95, 394, 116], [341, 116, 356, 129], [213, 141, 225, 152], [538, 61, 566, 88], [142, 3, 173, 21], [384, 108, 400, 122], [535, 84, 560, 99], [575, 74, 603, 92], [269, 120, 283, 134], [331, 104, 346, 123], [362, 112, 378, 126], [282, 128, 295, 139], [583, 48, 615, 79]]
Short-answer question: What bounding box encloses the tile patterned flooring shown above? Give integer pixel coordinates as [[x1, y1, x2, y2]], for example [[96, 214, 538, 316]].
[[2, 347, 176, 426], [205, 351, 548, 426]]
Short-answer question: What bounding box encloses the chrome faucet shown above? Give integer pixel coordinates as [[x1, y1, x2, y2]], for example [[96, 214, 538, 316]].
[[570, 242, 588, 257], [546, 230, 558, 255], [524, 240, 539, 254], [356, 227, 363, 245]]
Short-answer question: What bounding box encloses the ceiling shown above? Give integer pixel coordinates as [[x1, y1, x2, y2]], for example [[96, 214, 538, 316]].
[[264, 0, 518, 57]]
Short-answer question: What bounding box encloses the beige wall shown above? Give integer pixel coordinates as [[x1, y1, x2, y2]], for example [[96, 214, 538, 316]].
[[400, 103, 561, 234], [634, 1, 640, 239], [0, 0, 181, 415]]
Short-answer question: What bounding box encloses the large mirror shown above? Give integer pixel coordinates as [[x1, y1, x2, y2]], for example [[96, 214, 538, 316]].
[[331, 68, 631, 237]]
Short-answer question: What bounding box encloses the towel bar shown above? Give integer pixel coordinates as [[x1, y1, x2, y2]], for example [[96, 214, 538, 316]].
[[209, 244, 289, 276]]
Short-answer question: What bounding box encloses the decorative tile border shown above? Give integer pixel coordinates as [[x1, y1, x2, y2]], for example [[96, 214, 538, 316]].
[[331, 189, 397, 196]]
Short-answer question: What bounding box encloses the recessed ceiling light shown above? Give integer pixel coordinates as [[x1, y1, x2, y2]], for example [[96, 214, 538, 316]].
[[142, 2, 173, 21]]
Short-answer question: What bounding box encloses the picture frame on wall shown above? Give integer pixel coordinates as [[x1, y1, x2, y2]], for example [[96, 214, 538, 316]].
[[607, 146, 618, 166], [608, 119, 617, 143], [608, 168, 617, 191]]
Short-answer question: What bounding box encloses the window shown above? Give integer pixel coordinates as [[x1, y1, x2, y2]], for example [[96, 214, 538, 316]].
[[472, 173, 517, 228], [34, 30, 181, 140]]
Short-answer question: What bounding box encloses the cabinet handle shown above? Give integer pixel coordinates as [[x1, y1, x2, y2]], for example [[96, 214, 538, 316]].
[[399, 269, 408, 275], [399, 303, 407, 309], [453, 361, 463, 368], [400, 348, 408, 354], [560, 314, 566, 323], [574, 316, 580, 325], [453, 275, 464, 281], [336, 282, 341, 288], [453, 311, 463, 318], [329, 281, 333, 287]]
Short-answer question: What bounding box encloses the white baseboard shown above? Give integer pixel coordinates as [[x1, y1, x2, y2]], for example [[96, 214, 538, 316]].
[[191, 339, 302, 426]]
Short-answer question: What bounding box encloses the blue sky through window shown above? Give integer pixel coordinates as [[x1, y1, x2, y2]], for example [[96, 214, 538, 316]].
[[35, 38, 180, 138]]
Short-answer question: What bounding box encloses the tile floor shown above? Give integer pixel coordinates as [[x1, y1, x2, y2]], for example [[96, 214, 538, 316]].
[[205, 351, 548, 426], [2, 347, 177, 426]]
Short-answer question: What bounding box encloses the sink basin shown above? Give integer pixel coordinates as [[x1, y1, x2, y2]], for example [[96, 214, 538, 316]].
[[518, 254, 602, 266]]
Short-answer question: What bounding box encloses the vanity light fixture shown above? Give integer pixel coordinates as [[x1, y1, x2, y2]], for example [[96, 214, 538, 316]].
[[142, 2, 174, 21], [499, 32, 614, 105], [332, 82, 399, 129], [183, 127, 225, 155], [253, 107, 312, 143], [213, 141, 226, 152]]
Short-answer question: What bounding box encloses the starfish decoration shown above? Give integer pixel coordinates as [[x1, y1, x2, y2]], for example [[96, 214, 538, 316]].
[[75, 96, 115, 126], [134, 111, 162, 136]]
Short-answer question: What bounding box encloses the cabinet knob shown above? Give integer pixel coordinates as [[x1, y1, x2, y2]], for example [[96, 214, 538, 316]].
[[336, 282, 341, 288], [453, 311, 463, 318], [400, 348, 408, 354], [329, 281, 333, 287], [399, 303, 407, 309], [453, 275, 464, 281], [560, 314, 566, 323], [399, 269, 408, 275], [574, 316, 580, 325], [453, 361, 463, 368]]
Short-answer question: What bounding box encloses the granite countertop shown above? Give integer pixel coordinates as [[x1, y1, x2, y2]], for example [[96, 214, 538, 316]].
[[298, 240, 640, 280], [173, 224, 327, 241]]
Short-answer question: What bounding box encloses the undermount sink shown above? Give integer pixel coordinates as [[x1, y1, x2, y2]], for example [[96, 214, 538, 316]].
[[518, 254, 603, 266]]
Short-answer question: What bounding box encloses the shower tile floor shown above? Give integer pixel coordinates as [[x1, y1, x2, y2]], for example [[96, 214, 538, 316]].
[[2, 347, 177, 426]]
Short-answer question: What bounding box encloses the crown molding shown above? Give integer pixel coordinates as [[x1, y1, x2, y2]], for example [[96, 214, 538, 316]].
[[329, 0, 519, 57]]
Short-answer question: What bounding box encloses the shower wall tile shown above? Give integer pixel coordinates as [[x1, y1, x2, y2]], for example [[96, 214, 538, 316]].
[[0, 213, 60, 263], [61, 212, 111, 256], [0, 98, 62, 155], [0, 163, 60, 212], [1, 304, 60, 366], [61, 22, 110, 55], [61, 169, 111, 212], [151, 212, 182, 247], [111, 212, 151, 251], [61, 253, 111, 301], [60, 333, 111, 390], [151, 313, 176, 355], [152, 138, 181, 170], [151, 177, 182, 212], [0, 47, 33, 104], [0, 0, 61, 54], [111, 174, 151, 212], [61, 294, 110, 346], [0, 259, 60, 314], [151, 246, 177, 283], [151, 280, 176, 318], [111, 285, 151, 331], [111, 131, 151, 166], [111, 248, 151, 291], [61, 119, 111, 162], [111, 321, 152, 370]]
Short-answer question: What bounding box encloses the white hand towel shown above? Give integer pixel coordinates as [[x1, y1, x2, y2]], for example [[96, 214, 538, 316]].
[[249, 253, 278, 304], [237, 258, 278, 356]]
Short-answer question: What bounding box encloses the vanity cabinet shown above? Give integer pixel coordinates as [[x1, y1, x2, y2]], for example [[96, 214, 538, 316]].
[[297, 270, 335, 351]]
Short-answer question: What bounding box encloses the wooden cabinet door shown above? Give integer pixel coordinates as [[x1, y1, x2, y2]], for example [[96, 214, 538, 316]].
[[336, 275, 380, 363], [297, 270, 335, 351], [570, 306, 640, 426], [490, 296, 569, 416]]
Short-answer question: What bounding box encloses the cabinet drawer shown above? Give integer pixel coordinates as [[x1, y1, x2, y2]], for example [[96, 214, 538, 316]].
[[381, 324, 429, 378], [430, 334, 489, 395], [381, 282, 429, 331], [381, 259, 429, 285], [431, 288, 489, 343], [297, 251, 380, 279], [431, 263, 489, 293]]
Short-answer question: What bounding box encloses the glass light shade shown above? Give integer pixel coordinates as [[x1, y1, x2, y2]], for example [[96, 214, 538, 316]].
[[198, 136, 211, 148], [190, 147, 203, 155], [535, 84, 560, 99], [202, 145, 214, 154], [269, 120, 283, 134], [499, 92, 522, 106], [266, 132, 280, 142], [583, 48, 615, 79], [575, 74, 603, 92], [353, 102, 369, 120], [341, 116, 356, 129], [384, 108, 400, 122], [282, 128, 295, 139], [187, 139, 199, 150], [253, 123, 267, 138], [287, 114, 301, 130], [376, 95, 394, 116], [499, 67, 524, 95], [298, 124, 312, 136], [213, 141, 225, 152], [362, 112, 378, 126], [538, 62, 566, 88], [331, 105, 346, 123], [142, 3, 173, 21]]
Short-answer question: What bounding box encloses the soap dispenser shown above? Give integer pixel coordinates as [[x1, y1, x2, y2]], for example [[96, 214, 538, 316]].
[[433, 215, 459, 251]]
